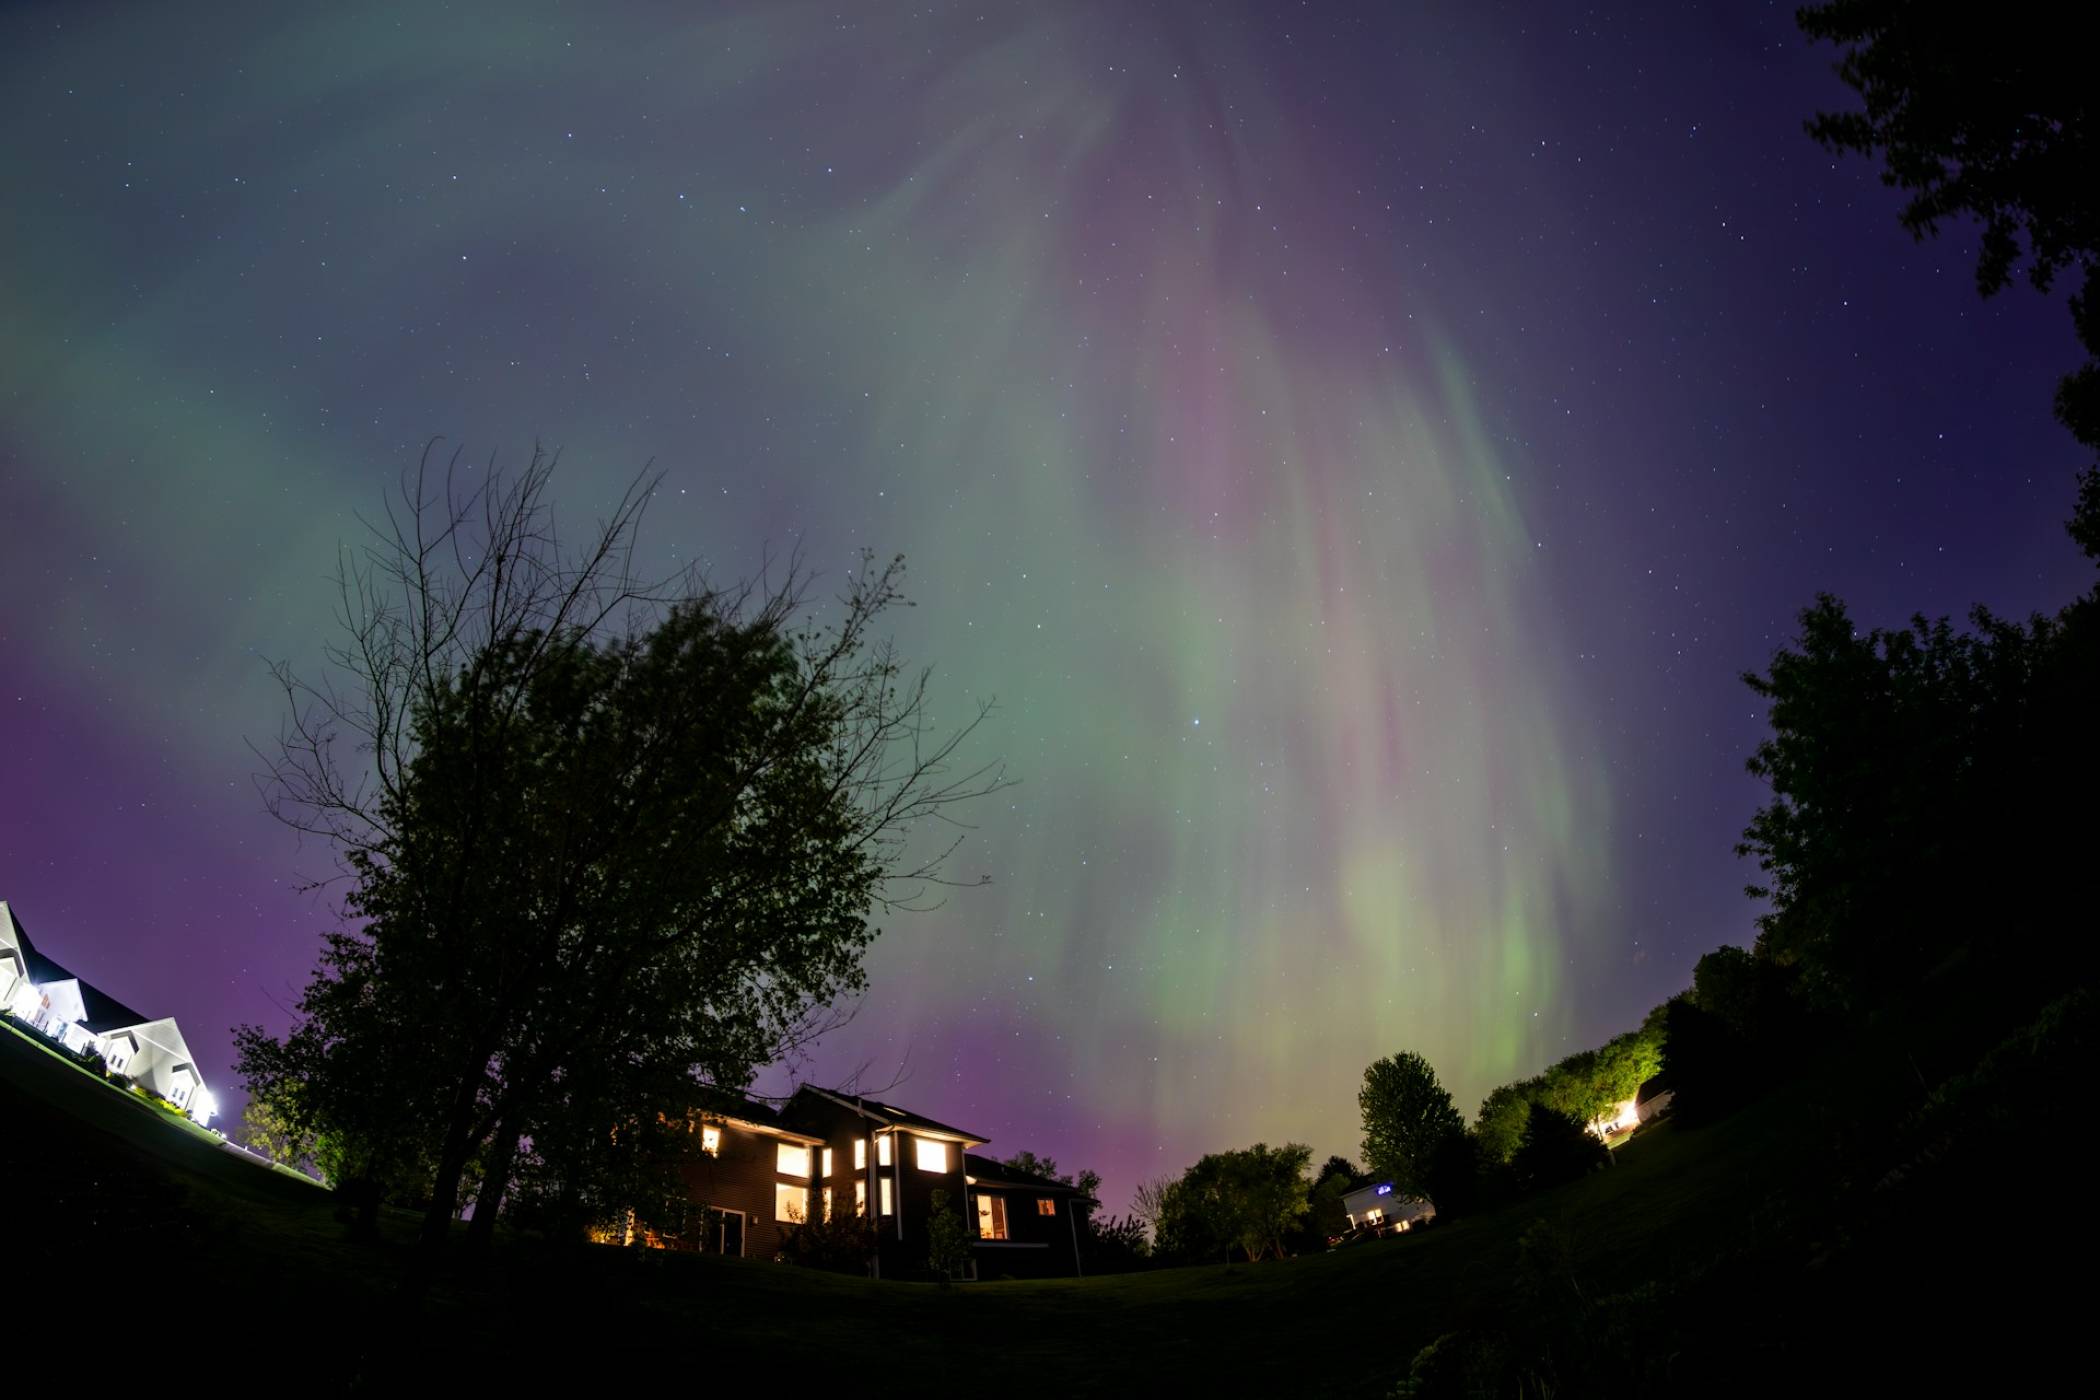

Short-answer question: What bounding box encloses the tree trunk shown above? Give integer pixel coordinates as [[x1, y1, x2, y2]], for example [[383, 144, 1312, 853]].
[[465, 1113, 525, 1254], [418, 1068, 491, 1252]]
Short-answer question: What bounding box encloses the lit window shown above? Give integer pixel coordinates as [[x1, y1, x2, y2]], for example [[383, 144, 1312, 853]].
[[854, 1138, 867, 1171], [775, 1184, 806, 1223], [823, 1186, 833, 1221], [880, 1177, 893, 1215], [1037, 1198, 1057, 1216], [822, 1147, 835, 1178], [915, 1138, 948, 1173], [855, 1181, 867, 1216], [976, 1194, 1008, 1240], [776, 1143, 810, 1178], [877, 1135, 892, 1167], [701, 1124, 721, 1156]]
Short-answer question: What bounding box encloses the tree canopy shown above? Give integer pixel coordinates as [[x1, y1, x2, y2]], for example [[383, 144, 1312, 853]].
[[237, 446, 1003, 1257], [1359, 1051, 1464, 1196], [1799, 0, 2099, 453], [1153, 1142, 1312, 1264]]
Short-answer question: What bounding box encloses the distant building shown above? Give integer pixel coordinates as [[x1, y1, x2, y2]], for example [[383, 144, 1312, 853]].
[[0, 899, 215, 1124], [617, 1085, 1095, 1279], [1340, 1180, 1435, 1234]]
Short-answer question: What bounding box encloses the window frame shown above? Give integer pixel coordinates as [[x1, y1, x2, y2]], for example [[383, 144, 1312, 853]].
[[914, 1137, 949, 1173], [774, 1183, 808, 1224], [976, 1193, 1008, 1240], [775, 1142, 811, 1178], [1037, 1197, 1057, 1216]]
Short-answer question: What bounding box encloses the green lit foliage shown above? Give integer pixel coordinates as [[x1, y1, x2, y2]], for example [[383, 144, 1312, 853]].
[[237, 1086, 320, 1178], [1472, 1008, 1667, 1164], [1359, 1051, 1463, 1197]]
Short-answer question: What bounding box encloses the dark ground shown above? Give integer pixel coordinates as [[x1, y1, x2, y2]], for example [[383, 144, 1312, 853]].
[[0, 1013, 2078, 1395]]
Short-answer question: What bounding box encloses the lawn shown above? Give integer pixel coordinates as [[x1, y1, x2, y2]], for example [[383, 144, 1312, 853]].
[[4, 1017, 1833, 1395]]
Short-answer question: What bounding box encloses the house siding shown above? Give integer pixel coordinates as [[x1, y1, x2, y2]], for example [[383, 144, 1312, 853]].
[[674, 1120, 815, 1260], [966, 1187, 1083, 1279]]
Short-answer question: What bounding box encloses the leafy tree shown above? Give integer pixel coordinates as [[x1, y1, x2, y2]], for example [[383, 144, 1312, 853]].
[[1510, 1102, 1608, 1193], [1156, 1142, 1312, 1263], [1423, 1129, 1499, 1219], [1660, 995, 1747, 1126], [926, 1189, 973, 1285], [1001, 1149, 1063, 1180], [1737, 593, 2092, 1011], [1798, 1, 2100, 459], [1359, 1051, 1463, 1197], [1291, 1154, 1361, 1250], [1474, 1079, 1543, 1164], [1131, 1175, 1175, 1248], [238, 1087, 319, 1177], [239, 446, 1004, 1260]]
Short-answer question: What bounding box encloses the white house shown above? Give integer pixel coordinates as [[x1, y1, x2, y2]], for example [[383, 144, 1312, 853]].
[[1635, 1073, 1674, 1124], [1340, 1180, 1435, 1234], [0, 899, 215, 1124]]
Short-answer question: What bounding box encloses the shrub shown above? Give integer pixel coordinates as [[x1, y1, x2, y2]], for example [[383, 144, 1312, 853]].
[[1081, 1213, 1152, 1273], [926, 1188, 973, 1285], [778, 1212, 878, 1275], [71, 1043, 110, 1078]]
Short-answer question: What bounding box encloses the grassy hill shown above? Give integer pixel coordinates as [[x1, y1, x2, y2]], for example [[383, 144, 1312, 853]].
[[4, 1007, 2074, 1395]]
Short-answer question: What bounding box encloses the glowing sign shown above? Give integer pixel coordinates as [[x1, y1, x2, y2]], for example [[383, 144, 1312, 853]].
[[1375, 1184, 1392, 1196]]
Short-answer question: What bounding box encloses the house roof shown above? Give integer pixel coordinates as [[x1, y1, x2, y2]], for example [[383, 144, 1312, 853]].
[[792, 1086, 989, 1145], [963, 1152, 1097, 1200], [690, 1087, 825, 1146], [1, 904, 156, 1032], [1636, 1072, 1672, 1104]]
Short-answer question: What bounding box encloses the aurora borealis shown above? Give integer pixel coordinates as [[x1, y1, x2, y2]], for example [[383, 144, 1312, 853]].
[[1, 1, 2090, 1211]]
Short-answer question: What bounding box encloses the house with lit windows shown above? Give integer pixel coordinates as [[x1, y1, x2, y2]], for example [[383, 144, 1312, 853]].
[[668, 1084, 1095, 1279], [1340, 1180, 1434, 1236], [0, 900, 216, 1124]]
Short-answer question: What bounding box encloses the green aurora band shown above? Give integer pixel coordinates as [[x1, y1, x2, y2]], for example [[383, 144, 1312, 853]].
[[1, 2, 1621, 1200]]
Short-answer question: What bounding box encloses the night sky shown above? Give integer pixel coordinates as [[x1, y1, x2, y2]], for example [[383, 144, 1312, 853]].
[[1, 1, 2089, 1211]]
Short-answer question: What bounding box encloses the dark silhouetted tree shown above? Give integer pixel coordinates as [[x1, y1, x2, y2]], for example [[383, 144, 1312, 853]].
[[1156, 1142, 1312, 1263], [238, 444, 1005, 1262], [1511, 1102, 1608, 1193], [1799, 0, 2099, 463]]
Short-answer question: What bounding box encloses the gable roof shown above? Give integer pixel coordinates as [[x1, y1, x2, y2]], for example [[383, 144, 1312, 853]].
[[790, 1086, 989, 1145], [1, 903, 156, 1032], [689, 1086, 825, 1146], [963, 1152, 1096, 1199], [1636, 1072, 1672, 1104]]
